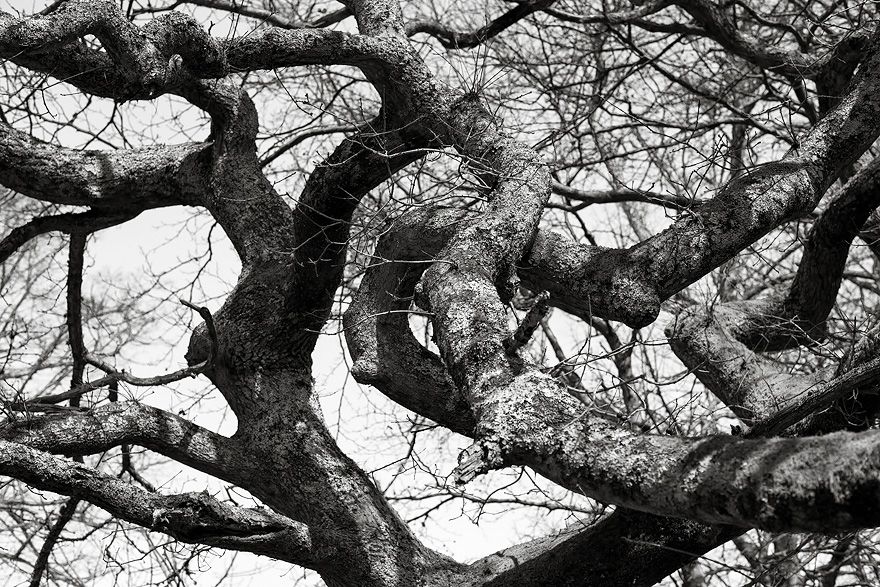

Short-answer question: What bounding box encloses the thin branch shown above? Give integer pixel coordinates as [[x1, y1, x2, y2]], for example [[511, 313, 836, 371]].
[[504, 291, 550, 354], [552, 181, 698, 210], [84, 299, 217, 386], [406, 0, 554, 49], [27, 497, 79, 587], [65, 233, 86, 406], [0, 209, 138, 265], [134, 0, 351, 30], [259, 124, 358, 168]]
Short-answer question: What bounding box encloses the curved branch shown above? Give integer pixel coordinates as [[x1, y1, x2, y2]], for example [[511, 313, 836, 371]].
[[346, 209, 737, 586], [406, 0, 554, 49], [344, 208, 476, 436], [0, 440, 318, 565], [0, 209, 138, 264], [527, 30, 880, 327], [1, 0, 225, 95], [2, 12, 380, 101], [667, 156, 880, 426], [0, 402, 248, 484], [668, 0, 869, 78], [285, 121, 424, 341], [420, 98, 551, 412]]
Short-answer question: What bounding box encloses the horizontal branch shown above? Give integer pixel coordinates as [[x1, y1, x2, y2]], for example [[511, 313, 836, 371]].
[[0, 122, 211, 207], [0, 208, 138, 264], [748, 355, 880, 437], [136, 0, 348, 29], [0, 440, 318, 565], [455, 370, 880, 533], [552, 181, 697, 210], [260, 124, 358, 168], [83, 298, 218, 385], [1, 402, 248, 485], [405, 0, 554, 49], [222, 28, 388, 72], [1, 11, 381, 101]]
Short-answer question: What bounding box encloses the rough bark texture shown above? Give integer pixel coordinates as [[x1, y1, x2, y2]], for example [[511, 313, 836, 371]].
[[3, 1, 880, 586]]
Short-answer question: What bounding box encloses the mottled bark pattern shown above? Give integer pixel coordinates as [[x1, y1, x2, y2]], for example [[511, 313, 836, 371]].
[[4, 1, 880, 586]]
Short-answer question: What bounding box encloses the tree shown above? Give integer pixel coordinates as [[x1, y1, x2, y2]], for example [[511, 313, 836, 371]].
[[3, 0, 880, 584]]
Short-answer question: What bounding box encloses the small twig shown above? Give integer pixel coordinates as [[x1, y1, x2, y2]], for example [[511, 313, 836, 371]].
[[504, 291, 550, 354], [120, 444, 156, 492]]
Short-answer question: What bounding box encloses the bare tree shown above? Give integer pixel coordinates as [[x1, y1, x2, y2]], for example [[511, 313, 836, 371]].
[[4, 0, 880, 585]]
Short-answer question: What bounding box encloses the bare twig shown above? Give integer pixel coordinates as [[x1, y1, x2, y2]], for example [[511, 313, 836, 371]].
[[84, 299, 217, 386], [504, 291, 550, 354]]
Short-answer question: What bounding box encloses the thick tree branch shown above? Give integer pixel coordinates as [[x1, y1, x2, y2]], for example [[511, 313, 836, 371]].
[[285, 121, 424, 341], [469, 511, 737, 586], [524, 30, 880, 327], [0, 209, 139, 264], [1, 0, 225, 96], [0, 122, 210, 208], [455, 369, 880, 532], [1, 402, 248, 484], [420, 101, 551, 415], [222, 28, 388, 72], [748, 356, 880, 437], [0, 440, 318, 565], [1, 9, 381, 102], [344, 209, 477, 435], [667, 156, 880, 426]]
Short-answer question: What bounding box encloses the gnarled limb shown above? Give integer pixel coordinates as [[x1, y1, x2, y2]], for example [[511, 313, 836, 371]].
[[1, 402, 248, 485], [1, 0, 225, 96], [0, 440, 319, 565], [456, 370, 880, 532], [668, 155, 880, 425], [526, 30, 880, 327], [285, 121, 425, 340], [0, 122, 210, 208]]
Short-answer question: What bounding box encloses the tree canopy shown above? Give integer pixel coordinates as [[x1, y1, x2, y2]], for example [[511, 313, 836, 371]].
[[2, 0, 880, 585]]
